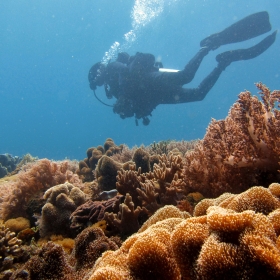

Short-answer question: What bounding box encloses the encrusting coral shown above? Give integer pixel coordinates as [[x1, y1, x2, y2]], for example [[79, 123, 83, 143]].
[[184, 83, 280, 197]]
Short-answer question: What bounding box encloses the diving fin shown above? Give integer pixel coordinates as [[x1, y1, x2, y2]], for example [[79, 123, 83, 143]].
[[200, 11, 272, 50], [216, 30, 277, 68]]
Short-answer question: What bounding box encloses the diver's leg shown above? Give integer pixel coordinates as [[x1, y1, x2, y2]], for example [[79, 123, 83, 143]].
[[216, 31, 277, 67], [179, 46, 210, 84], [149, 46, 210, 87], [180, 65, 225, 103], [160, 64, 225, 104]]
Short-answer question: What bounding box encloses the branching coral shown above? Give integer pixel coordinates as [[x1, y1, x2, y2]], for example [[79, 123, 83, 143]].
[[104, 194, 144, 236], [148, 139, 199, 156], [0, 225, 25, 273], [116, 166, 145, 207], [184, 83, 280, 197]]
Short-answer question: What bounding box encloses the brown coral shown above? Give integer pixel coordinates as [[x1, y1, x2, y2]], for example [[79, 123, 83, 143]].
[[77, 138, 124, 182], [38, 183, 87, 238], [70, 195, 123, 231], [104, 193, 144, 236], [0, 159, 82, 221], [73, 227, 119, 270], [184, 83, 280, 197], [88, 185, 280, 279], [0, 225, 25, 273], [95, 156, 123, 191], [17, 241, 73, 280]]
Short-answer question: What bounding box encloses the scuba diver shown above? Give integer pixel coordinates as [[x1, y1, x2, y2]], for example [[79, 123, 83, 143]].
[[88, 11, 277, 126]]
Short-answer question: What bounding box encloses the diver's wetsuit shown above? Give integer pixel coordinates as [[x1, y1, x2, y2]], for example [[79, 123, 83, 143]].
[[104, 48, 214, 120], [91, 11, 276, 125], [105, 29, 276, 121]]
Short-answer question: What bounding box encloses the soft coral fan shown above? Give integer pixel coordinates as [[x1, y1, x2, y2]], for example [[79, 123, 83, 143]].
[[184, 83, 280, 197]]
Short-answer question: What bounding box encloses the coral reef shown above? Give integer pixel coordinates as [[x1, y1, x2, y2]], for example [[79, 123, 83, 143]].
[[70, 195, 123, 232], [77, 138, 124, 182], [94, 156, 123, 191], [104, 193, 145, 236], [38, 183, 87, 238], [73, 227, 119, 270], [12, 241, 74, 280], [0, 159, 82, 221], [88, 185, 280, 280], [184, 83, 280, 197], [0, 154, 21, 179], [1, 83, 280, 279], [4, 217, 30, 234], [148, 139, 199, 156], [0, 224, 28, 276], [132, 148, 151, 173]]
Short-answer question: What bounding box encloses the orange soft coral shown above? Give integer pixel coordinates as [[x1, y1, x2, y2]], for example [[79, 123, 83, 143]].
[[184, 83, 280, 197], [88, 185, 280, 280]]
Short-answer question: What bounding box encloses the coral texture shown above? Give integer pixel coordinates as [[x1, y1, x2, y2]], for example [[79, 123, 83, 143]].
[[0, 225, 25, 273], [38, 183, 87, 238], [16, 241, 73, 280], [70, 195, 123, 231], [88, 185, 280, 280], [73, 227, 119, 270], [184, 83, 280, 197], [94, 156, 123, 191], [194, 184, 280, 217], [77, 138, 124, 182], [0, 159, 82, 221]]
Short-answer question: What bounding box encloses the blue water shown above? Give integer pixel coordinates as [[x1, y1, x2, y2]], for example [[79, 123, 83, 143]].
[[1, 0, 279, 160]]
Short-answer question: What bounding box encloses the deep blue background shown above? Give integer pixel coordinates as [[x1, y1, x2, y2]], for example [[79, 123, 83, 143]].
[[1, 0, 279, 160]]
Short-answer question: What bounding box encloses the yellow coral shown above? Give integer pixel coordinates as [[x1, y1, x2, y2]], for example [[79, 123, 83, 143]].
[[207, 206, 254, 232], [138, 205, 190, 233], [226, 186, 280, 214], [4, 217, 30, 233]]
